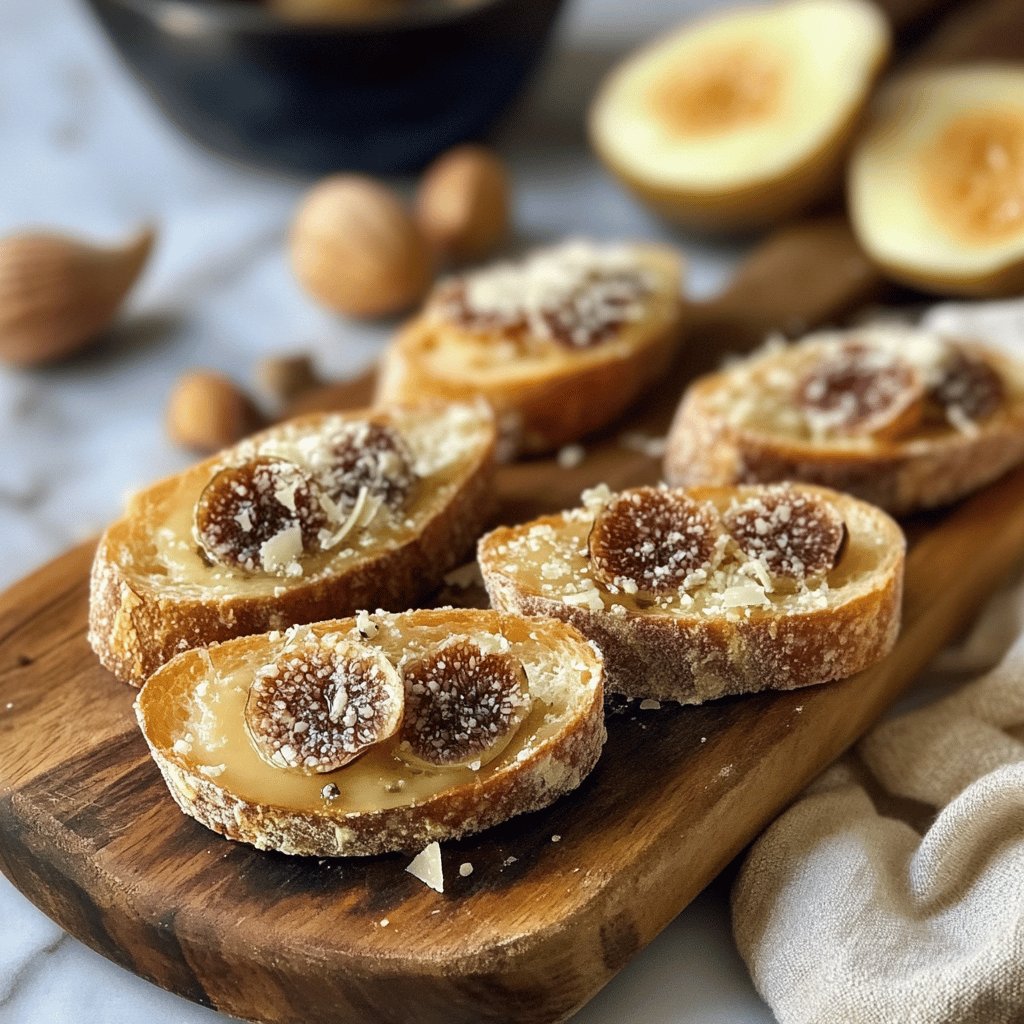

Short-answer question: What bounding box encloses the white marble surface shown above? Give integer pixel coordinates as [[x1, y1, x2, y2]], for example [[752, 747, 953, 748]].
[[0, 0, 772, 1020]]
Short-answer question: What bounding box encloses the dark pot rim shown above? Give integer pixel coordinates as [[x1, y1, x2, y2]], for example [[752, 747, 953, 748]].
[[95, 0, 522, 35]]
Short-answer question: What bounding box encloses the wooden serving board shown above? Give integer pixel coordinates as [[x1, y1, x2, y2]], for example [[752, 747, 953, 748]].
[[4, 432, 1024, 1024], [3, 213, 1024, 1024]]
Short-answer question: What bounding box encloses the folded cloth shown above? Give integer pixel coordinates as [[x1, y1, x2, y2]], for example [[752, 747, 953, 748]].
[[733, 562, 1024, 1024], [732, 299, 1024, 1024]]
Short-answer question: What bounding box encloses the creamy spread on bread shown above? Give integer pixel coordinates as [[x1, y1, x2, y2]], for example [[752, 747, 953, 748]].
[[147, 401, 491, 593], [710, 326, 1011, 446]]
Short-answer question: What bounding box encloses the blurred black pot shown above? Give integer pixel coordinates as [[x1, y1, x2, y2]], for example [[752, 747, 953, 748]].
[[84, 0, 567, 174]]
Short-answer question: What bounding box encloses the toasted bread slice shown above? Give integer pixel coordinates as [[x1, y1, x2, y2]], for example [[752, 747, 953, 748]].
[[479, 483, 904, 703], [136, 609, 606, 857], [376, 240, 684, 455], [665, 326, 1024, 514], [89, 401, 496, 686]]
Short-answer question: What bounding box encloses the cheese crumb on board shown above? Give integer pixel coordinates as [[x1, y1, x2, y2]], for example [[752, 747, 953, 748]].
[[406, 841, 444, 893], [557, 444, 586, 469], [459, 862, 474, 877]]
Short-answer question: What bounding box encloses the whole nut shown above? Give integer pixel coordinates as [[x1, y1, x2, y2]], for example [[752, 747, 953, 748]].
[[289, 175, 432, 319], [415, 145, 510, 263], [0, 225, 155, 367], [167, 370, 264, 453], [256, 352, 321, 405]]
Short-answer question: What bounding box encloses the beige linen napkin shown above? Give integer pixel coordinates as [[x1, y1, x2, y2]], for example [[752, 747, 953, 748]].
[[733, 618, 1024, 1023], [732, 296, 1024, 1024]]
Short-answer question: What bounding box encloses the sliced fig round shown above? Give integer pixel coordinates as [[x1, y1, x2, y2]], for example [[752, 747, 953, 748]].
[[796, 342, 924, 439], [929, 347, 1004, 425], [194, 457, 327, 574], [398, 639, 530, 770], [319, 420, 417, 515], [588, 486, 723, 595], [723, 484, 846, 580], [245, 638, 403, 774]]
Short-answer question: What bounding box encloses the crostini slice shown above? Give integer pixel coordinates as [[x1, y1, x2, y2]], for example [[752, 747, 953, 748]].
[[665, 326, 1024, 514], [89, 401, 496, 685], [479, 483, 904, 704], [376, 239, 685, 455], [136, 609, 606, 857]]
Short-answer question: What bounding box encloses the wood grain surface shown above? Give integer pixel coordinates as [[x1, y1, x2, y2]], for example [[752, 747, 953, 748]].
[[4, 457, 1024, 1024]]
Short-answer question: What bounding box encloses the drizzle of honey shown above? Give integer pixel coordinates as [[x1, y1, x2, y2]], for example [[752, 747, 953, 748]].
[[922, 109, 1024, 245], [150, 618, 574, 817]]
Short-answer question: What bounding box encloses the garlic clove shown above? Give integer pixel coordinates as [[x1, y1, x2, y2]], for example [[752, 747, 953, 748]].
[[0, 225, 156, 367]]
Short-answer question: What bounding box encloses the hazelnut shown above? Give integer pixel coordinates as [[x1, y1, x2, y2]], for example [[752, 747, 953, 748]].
[[415, 145, 511, 262], [255, 352, 321, 406], [166, 370, 263, 453], [289, 175, 432, 319]]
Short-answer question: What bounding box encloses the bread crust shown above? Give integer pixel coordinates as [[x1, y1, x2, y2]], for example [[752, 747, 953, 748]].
[[665, 356, 1024, 515], [135, 610, 607, 857], [89, 406, 496, 686], [375, 246, 684, 454], [479, 487, 905, 703]]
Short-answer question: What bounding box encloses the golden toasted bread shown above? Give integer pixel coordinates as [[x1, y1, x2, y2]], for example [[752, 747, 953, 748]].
[[376, 239, 684, 455], [665, 326, 1024, 514], [479, 483, 904, 703], [136, 609, 606, 857], [89, 401, 495, 685]]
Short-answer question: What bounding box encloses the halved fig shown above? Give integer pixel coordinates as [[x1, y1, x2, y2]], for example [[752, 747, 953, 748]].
[[588, 486, 723, 596], [319, 420, 418, 515], [796, 342, 925, 439], [194, 457, 328, 575], [723, 484, 846, 580], [245, 637, 403, 774], [398, 639, 531, 770], [590, 0, 890, 231], [849, 67, 1024, 296], [929, 348, 1004, 425]]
